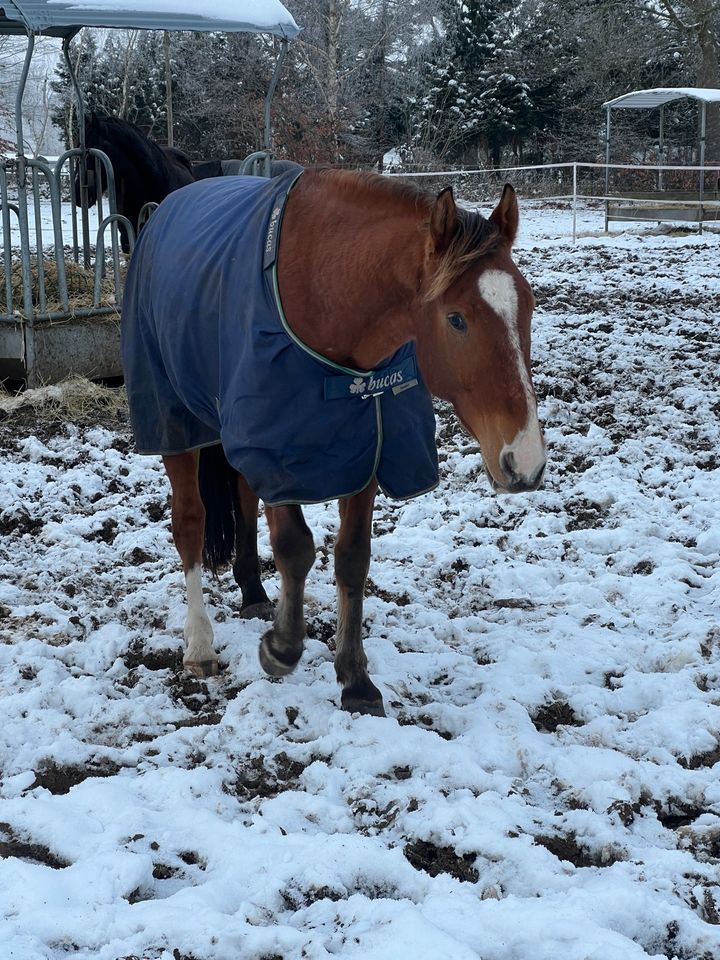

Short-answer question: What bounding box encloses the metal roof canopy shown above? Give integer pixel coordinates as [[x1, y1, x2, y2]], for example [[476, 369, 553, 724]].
[[603, 87, 720, 110], [8, 0, 299, 160], [602, 87, 720, 233], [0, 0, 299, 39]]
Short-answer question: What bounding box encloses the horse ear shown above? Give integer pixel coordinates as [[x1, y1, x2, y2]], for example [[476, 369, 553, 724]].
[[430, 186, 458, 253], [490, 183, 519, 246]]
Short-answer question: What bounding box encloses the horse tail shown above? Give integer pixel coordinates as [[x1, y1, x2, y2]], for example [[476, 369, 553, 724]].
[[198, 444, 237, 574]]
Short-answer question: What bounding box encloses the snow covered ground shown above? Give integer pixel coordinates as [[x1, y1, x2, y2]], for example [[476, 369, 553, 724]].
[[0, 203, 719, 960]]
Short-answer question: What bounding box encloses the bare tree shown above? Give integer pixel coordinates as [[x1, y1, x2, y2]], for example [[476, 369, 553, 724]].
[[0, 36, 64, 154], [24, 73, 53, 156], [642, 1, 720, 162], [118, 30, 140, 120]]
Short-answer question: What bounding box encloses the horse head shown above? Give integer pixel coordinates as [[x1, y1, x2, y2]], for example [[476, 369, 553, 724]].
[[416, 185, 545, 494], [73, 112, 109, 207], [74, 113, 194, 252]]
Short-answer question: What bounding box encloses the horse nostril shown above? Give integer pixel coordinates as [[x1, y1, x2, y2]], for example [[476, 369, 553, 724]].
[[529, 460, 546, 488], [500, 451, 518, 482], [498, 451, 546, 492]]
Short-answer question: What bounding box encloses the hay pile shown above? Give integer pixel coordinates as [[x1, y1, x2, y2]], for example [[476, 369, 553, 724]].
[[0, 375, 127, 428], [0, 258, 125, 318]]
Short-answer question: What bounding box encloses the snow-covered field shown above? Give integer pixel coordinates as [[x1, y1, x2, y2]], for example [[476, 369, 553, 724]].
[[0, 205, 719, 960]]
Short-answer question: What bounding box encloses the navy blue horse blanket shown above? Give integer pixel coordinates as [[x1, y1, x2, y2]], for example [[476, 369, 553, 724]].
[[121, 171, 439, 506]]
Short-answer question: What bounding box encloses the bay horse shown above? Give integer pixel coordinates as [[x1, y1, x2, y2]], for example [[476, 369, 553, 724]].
[[121, 169, 545, 717], [76, 113, 194, 252]]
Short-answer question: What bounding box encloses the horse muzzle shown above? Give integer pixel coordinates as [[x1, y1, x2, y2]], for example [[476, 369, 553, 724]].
[[487, 452, 546, 494]]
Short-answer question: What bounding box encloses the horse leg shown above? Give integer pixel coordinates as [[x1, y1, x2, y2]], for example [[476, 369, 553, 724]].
[[334, 481, 384, 716], [116, 182, 131, 254], [234, 473, 273, 621], [119, 221, 130, 255], [163, 451, 219, 678], [258, 505, 315, 676]]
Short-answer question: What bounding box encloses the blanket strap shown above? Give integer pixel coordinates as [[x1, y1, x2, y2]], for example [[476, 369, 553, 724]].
[[324, 356, 419, 401]]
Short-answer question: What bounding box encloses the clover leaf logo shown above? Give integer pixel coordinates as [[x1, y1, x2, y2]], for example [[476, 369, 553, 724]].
[[349, 378, 367, 395]]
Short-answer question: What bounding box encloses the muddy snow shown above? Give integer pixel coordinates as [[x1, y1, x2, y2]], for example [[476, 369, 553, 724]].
[[0, 208, 719, 960]]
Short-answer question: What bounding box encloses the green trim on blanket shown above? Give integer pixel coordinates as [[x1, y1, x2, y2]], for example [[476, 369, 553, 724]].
[[270, 177, 379, 381]]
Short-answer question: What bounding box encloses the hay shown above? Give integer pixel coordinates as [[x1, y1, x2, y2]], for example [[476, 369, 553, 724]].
[[0, 375, 127, 423], [0, 258, 125, 318]]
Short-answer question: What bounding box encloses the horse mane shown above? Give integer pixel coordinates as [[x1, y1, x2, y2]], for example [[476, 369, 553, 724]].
[[318, 169, 500, 301], [88, 114, 194, 201]]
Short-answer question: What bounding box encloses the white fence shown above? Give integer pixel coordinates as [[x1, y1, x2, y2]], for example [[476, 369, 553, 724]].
[[388, 161, 720, 242]]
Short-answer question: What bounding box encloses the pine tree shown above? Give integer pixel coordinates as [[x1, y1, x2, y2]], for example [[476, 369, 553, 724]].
[[412, 0, 534, 166]]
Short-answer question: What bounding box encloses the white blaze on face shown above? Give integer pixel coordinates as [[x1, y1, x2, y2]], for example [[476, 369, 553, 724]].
[[478, 269, 545, 480]]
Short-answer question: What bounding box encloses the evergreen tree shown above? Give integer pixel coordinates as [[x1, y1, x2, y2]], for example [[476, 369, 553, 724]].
[[52, 30, 169, 146], [413, 0, 533, 165]]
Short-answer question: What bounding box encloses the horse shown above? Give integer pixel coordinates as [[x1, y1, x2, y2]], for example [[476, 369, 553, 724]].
[[192, 159, 235, 179], [192, 158, 303, 179], [120, 168, 546, 717], [75, 113, 195, 252]]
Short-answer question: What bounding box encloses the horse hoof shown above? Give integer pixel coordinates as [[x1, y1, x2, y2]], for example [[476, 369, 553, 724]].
[[184, 659, 219, 679], [341, 692, 386, 717], [258, 633, 302, 678], [240, 601, 274, 621]]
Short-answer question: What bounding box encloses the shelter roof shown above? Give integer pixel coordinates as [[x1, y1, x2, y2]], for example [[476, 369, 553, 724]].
[[603, 88, 720, 110], [0, 0, 299, 38]]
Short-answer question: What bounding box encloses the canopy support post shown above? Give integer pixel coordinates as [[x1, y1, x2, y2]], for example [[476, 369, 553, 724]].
[[15, 33, 35, 355], [63, 33, 85, 139], [604, 106, 611, 232], [263, 38, 289, 176], [699, 101, 706, 236], [658, 104, 664, 191], [15, 34, 33, 161], [63, 33, 92, 266]]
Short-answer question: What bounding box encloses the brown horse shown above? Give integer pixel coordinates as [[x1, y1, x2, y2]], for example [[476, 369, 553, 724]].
[[121, 169, 545, 717]]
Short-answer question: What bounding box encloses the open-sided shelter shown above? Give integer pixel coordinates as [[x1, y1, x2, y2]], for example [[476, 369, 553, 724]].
[[602, 87, 720, 230]]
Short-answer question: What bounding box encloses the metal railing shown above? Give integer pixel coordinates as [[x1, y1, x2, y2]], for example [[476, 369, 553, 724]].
[[0, 148, 131, 322], [388, 161, 720, 242]]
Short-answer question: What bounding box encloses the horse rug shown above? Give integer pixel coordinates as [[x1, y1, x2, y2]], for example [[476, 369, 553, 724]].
[[121, 171, 439, 505]]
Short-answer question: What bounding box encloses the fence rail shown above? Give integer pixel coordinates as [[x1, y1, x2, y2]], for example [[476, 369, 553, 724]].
[[388, 161, 720, 241]]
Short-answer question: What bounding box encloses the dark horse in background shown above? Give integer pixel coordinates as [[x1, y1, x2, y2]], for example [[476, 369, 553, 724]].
[[76, 113, 195, 252], [121, 168, 546, 717], [192, 158, 302, 179], [77, 113, 300, 251]]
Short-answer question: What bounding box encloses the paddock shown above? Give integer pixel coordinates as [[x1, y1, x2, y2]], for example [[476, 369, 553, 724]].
[[1, 207, 719, 959]]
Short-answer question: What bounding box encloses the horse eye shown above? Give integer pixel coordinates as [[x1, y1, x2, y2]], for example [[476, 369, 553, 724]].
[[447, 312, 467, 333]]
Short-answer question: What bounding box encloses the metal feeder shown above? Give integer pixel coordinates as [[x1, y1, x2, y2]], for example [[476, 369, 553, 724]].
[[0, 0, 299, 386]]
